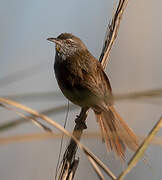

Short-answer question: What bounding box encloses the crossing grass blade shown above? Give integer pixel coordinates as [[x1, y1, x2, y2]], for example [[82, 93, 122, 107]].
[[117, 117, 162, 180], [0, 97, 116, 180]]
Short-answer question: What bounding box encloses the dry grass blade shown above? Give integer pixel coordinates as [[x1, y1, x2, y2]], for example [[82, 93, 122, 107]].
[[38, 104, 77, 116], [0, 97, 116, 180], [0, 104, 77, 132], [117, 117, 162, 180], [3, 91, 63, 102], [83, 149, 117, 180], [100, 0, 129, 68], [0, 119, 26, 132], [0, 103, 52, 132], [1, 132, 162, 147], [3, 88, 162, 104], [114, 89, 162, 102], [88, 156, 106, 180], [0, 133, 54, 145], [0, 63, 46, 88]]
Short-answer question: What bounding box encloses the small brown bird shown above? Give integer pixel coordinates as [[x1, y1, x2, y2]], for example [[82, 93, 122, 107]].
[[47, 33, 139, 159]]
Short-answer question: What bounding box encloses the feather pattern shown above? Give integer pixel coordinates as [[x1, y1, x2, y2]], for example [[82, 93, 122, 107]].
[[49, 33, 139, 159]]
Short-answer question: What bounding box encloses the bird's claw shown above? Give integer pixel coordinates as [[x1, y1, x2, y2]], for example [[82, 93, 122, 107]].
[[75, 115, 87, 129]]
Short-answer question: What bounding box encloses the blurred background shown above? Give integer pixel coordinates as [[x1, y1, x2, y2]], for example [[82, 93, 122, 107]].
[[0, 0, 162, 179]]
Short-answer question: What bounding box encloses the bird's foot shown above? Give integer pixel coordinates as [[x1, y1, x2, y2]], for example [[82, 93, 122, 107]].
[[75, 114, 87, 129]]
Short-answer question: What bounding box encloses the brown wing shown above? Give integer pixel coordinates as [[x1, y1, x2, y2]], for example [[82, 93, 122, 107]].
[[67, 52, 113, 105], [55, 50, 113, 106], [93, 61, 113, 105]]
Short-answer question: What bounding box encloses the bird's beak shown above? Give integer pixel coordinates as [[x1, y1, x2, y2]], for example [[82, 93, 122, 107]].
[[47, 37, 62, 45]]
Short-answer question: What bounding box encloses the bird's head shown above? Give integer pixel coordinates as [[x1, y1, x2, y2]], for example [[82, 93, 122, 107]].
[[47, 33, 87, 57]]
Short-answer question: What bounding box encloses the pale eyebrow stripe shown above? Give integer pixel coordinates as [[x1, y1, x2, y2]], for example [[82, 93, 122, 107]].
[[68, 38, 74, 42]]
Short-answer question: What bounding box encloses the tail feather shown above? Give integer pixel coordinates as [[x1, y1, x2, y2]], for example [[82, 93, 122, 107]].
[[94, 106, 139, 160], [109, 106, 139, 151]]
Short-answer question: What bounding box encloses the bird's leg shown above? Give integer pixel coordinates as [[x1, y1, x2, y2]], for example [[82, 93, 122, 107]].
[[75, 107, 89, 129]]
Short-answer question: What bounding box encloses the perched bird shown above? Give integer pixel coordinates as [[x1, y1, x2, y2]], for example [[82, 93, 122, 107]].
[[47, 33, 139, 159]]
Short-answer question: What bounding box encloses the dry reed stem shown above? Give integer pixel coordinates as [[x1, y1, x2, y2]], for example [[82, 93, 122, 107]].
[[0, 0, 160, 178], [100, 0, 129, 68], [0, 97, 116, 180], [1, 132, 162, 147], [58, 0, 130, 179], [57, 87, 162, 178]]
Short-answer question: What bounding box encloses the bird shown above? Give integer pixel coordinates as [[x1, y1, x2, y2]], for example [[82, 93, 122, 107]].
[[47, 33, 139, 159]]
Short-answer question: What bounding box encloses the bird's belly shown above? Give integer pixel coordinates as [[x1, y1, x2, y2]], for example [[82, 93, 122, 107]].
[[59, 83, 93, 107], [54, 61, 103, 107]]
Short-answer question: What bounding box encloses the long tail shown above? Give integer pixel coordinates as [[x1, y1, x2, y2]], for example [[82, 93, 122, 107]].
[[94, 106, 139, 160]]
